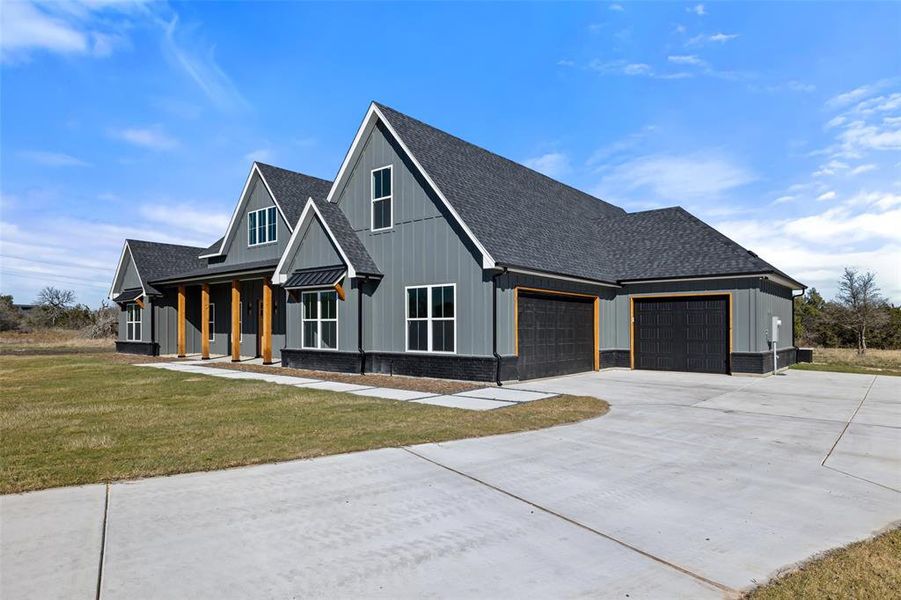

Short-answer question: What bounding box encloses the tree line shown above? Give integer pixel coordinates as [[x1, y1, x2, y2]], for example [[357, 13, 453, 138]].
[[795, 268, 900, 352], [0, 287, 118, 338]]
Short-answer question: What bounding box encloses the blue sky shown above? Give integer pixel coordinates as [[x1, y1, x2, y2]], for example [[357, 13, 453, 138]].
[[1, 1, 899, 306]]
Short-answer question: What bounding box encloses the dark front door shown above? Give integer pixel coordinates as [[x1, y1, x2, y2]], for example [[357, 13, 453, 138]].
[[633, 296, 729, 374], [517, 292, 595, 380]]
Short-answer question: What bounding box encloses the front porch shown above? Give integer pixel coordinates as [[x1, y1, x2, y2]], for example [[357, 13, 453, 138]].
[[153, 272, 286, 364]]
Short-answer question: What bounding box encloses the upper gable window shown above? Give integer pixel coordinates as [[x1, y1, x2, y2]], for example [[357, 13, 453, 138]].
[[248, 206, 277, 246], [371, 165, 393, 231]]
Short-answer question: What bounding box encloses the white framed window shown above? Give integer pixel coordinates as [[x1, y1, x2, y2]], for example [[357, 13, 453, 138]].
[[405, 284, 455, 353], [208, 303, 215, 342], [371, 165, 393, 231], [248, 206, 277, 246], [126, 302, 142, 341], [302, 290, 338, 350]]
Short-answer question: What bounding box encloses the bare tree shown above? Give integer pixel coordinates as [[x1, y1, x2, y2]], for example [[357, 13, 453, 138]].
[[836, 268, 886, 354], [35, 286, 76, 327]]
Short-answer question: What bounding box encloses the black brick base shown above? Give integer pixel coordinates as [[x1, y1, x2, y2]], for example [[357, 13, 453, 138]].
[[116, 341, 159, 356], [599, 349, 630, 369], [280, 349, 518, 382], [281, 349, 362, 373], [796, 348, 814, 363], [731, 348, 797, 374]]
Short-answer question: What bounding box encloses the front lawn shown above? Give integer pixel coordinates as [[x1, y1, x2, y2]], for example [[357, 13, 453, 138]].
[[792, 347, 901, 377], [745, 527, 901, 599], [0, 353, 607, 494]]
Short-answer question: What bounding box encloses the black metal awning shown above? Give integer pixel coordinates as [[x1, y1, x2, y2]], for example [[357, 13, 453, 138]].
[[112, 288, 143, 304], [283, 266, 346, 290]]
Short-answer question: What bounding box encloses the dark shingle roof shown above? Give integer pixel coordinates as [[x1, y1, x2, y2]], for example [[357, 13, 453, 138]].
[[150, 259, 280, 284], [127, 240, 206, 295], [375, 102, 801, 287], [314, 196, 381, 276], [375, 102, 626, 283], [255, 162, 333, 226], [602, 207, 796, 282], [200, 236, 223, 256]]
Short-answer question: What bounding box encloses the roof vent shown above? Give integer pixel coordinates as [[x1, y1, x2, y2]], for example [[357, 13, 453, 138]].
[[747, 250, 759, 257]]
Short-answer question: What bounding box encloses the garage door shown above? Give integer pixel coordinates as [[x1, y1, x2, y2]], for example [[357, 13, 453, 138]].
[[633, 296, 729, 374], [517, 292, 595, 380]]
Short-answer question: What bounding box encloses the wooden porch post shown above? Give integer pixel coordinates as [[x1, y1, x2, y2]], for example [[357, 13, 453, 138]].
[[201, 283, 210, 360], [262, 278, 273, 365], [231, 279, 241, 362], [177, 285, 186, 357]]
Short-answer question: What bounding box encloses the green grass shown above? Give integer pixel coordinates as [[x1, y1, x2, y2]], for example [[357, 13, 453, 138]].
[[745, 527, 901, 599], [791, 347, 901, 377], [0, 353, 607, 494]]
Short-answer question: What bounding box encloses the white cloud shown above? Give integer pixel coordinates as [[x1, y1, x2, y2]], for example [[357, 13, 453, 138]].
[[609, 3, 624, 11], [588, 59, 693, 80], [773, 195, 795, 204], [716, 195, 901, 300], [688, 4, 706, 16], [112, 126, 179, 150], [667, 54, 706, 66], [825, 115, 847, 129], [0, 1, 86, 61], [17, 150, 91, 167], [816, 190, 837, 201], [687, 32, 739, 45], [0, 0, 143, 63], [623, 63, 652, 76], [139, 204, 229, 238], [557, 59, 575, 67], [850, 164, 877, 176], [826, 79, 892, 109], [595, 152, 756, 202], [160, 15, 250, 113], [523, 152, 571, 178]]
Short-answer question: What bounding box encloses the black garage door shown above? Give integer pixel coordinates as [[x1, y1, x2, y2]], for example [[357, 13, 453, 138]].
[[633, 296, 729, 374], [517, 292, 595, 380]]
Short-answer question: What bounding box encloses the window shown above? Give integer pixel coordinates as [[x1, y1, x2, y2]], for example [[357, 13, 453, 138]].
[[406, 284, 455, 353], [248, 206, 277, 246], [208, 303, 215, 342], [126, 303, 142, 341], [302, 291, 338, 350], [371, 166, 392, 231], [239, 301, 243, 343]]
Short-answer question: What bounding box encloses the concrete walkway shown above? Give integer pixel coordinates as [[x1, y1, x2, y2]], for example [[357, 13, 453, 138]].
[[135, 360, 555, 410], [2, 370, 898, 599]]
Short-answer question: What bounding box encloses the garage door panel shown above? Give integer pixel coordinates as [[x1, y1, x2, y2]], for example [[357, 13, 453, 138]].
[[634, 296, 729, 374], [517, 293, 594, 380]]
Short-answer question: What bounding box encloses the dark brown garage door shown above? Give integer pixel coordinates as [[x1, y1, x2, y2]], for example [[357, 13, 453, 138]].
[[517, 292, 595, 380], [633, 296, 729, 374]]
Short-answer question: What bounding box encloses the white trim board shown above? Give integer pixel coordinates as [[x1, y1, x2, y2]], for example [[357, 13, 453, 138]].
[[108, 241, 147, 300], [274, 198, 358, 284], [325, 103, 496, 270], [200, 162, 291, 259]]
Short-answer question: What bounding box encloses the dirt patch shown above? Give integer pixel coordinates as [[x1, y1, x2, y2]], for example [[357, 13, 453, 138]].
[[204, 361, 483, 394]]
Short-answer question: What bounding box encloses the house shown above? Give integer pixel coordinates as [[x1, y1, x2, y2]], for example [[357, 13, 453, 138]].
[[109, 102, 804, 381]]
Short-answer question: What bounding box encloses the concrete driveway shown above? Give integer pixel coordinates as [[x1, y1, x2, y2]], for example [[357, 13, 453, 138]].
[[2, 369, 899, 599]]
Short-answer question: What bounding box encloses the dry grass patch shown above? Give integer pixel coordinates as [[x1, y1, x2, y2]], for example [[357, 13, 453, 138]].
[[0, 328, 114, 355], [0, 353, 607, 494], [745, 527, 901, 599], [206, 361, 482, 394], [793, 348, 901, 377]]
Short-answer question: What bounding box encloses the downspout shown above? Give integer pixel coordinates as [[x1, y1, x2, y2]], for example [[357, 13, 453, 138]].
[[358, 277, 366, 375], [492, 267, 508, 386], [150, 296, 157, 356]]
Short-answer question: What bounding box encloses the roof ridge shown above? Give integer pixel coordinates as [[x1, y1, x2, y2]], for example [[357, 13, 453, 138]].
[[255, 161, 333, 186], [373, 101, 623, 213], [126, 238, 206, 251]]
